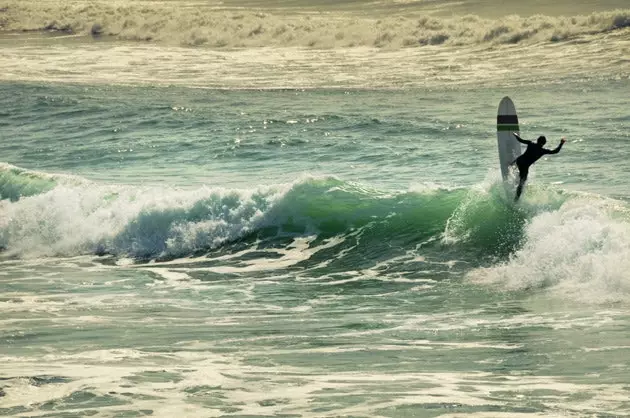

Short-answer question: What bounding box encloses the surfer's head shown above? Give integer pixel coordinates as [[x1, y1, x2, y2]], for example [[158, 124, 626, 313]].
[[537, 136, 547, 146]]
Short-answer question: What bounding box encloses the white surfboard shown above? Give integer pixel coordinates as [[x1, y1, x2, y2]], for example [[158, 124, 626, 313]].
[[496, 97, 522, 181]]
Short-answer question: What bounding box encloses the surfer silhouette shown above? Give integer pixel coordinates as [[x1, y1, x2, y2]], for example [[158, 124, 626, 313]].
[[510, 133, 566, 201]]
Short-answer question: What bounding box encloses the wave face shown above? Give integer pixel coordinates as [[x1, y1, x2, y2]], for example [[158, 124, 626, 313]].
[[0, 164, 467, 257], [0, 164, 462, 260], [1, 1, 628, 48], [0, 163, 566, 259]]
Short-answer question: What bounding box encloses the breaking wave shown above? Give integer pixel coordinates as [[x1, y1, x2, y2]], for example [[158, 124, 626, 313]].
[[0, 163, 555, 263], [467, 196, 630, 304], [3, 163, 630, 303]]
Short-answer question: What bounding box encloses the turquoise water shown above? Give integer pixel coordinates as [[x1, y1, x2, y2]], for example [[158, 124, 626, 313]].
[[2, 1, 630, 416], [2, 79, 630, 417]]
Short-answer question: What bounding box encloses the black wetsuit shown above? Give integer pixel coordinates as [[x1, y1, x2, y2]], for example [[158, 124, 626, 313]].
[[512, 134, 564, 200]]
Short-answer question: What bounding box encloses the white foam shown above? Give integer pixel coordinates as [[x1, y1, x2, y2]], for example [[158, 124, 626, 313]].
[[0, 28, 628, 89], [469, 196, 630, 304], [0, 177, 291, 258]]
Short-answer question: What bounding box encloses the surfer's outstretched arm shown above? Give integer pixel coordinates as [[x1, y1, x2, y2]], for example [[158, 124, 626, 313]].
[[512, 133, 531, 145], [544, 137, 566, 155]]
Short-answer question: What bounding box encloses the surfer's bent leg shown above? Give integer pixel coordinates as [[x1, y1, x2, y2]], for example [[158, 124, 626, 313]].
[[515, 164, 529, 201]]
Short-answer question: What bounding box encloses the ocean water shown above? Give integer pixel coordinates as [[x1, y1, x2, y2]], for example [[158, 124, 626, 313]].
[[1, 0, 630, 417]]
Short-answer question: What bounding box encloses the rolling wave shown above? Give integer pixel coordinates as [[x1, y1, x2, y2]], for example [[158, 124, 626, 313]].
[[1, 2, 628, 48], [0, 163, 553, 263], [3, 163, 630, 303], [0, 164, 462, 260]]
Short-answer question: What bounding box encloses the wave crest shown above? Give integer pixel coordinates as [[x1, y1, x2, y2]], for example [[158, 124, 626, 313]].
[[0, 163, 83, 202]]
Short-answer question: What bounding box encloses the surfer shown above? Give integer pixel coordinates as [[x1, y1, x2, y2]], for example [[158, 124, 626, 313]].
[[510, 133, 566, 201]]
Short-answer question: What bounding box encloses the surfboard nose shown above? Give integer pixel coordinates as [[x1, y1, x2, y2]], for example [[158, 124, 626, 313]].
[[496, 96, 521, 182]]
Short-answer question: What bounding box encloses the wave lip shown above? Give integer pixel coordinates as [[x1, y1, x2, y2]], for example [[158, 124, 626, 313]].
[[0, 162, 75, 202]]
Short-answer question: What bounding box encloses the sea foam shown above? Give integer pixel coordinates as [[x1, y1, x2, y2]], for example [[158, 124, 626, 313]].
[[0, 164, 289, 258], [1, 2, 628, 49], [468, 195, 630, 304]]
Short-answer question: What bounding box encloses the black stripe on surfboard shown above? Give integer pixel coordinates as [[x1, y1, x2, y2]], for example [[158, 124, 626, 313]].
[[497, 115, 518, 124]]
